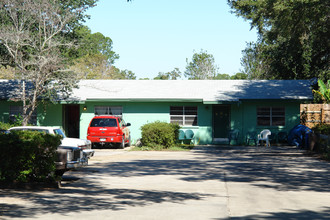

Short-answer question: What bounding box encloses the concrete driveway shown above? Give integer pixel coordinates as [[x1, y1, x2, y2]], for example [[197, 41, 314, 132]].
[[1, 145, 330, 219]]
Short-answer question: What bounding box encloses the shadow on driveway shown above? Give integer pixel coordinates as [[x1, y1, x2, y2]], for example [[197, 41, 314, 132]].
[[85, 145, 330, 192], [1, 145, 329, 219], [193, 145, 330, 192], [227, 207, 330, 220], [0, 185, 210, 218]]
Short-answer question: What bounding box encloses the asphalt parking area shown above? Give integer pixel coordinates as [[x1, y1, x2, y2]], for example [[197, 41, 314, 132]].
[[1, 145, 330, 219]]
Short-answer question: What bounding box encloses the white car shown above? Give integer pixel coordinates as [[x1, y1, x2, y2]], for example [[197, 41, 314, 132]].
[[8, 126, 94, 158]]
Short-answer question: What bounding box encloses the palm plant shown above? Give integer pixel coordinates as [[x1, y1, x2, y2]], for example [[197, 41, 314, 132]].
[[313, 80, 330, 103]]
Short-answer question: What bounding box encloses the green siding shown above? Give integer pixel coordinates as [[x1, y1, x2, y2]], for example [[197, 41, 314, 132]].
[[0, 101, 12, 123], [231, 103, 243, 134], [0, 101, 62, 127], [80, 102, 202, 143], [37, 103, 63, 127], [1, 99, 303, 145], [194, 104, 213, 145], [79, 102, 169, 141], [238, 100, 301, 144]]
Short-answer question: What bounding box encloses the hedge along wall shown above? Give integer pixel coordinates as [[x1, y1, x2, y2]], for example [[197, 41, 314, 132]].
[[300, 104, 330, 128]]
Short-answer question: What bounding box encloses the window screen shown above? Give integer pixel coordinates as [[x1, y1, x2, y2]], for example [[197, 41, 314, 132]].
[[257, 107, 285, 126], [94, 106, 122, 116], [9, 105, 37, 125], [170, 106, 197, 126]]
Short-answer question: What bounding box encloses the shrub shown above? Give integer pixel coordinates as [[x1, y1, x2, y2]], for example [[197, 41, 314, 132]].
[[140, 121, 180, 149], [0, 131, 61, 183], [312, 123, 330, 135], [311, 123, 330, 161], [0, 119, 34, 131], [0, 122, 12, 130]]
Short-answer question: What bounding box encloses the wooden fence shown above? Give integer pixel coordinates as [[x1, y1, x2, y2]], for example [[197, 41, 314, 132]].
[[300, 104, 330, 128]]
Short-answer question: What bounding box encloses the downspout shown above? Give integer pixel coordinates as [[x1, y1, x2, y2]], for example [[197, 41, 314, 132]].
[[22, 80, 26, 126]]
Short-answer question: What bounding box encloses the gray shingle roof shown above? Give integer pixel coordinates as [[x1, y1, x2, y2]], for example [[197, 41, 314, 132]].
[[70, 80, 313, 102], [0, 80, 34, 100], [0, 79, 313, 102]]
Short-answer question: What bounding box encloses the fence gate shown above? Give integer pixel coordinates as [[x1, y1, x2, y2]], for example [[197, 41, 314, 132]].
[[300, 104, 330, 128]]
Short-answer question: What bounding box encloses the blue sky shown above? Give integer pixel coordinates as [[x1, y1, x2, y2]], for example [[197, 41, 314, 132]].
[[85, 0, 258, 79]]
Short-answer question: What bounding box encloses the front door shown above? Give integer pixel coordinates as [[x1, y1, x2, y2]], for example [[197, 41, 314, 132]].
[[63, 105, 80, 138], [213, 105, 230, 139]]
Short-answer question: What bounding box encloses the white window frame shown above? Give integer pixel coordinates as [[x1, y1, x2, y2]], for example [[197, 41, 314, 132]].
[[257, 106, 285, 126], [94, 106, 123, 117], [170, 106, 198, 126]]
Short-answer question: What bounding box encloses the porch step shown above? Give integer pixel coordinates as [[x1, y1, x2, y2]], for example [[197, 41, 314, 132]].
[[213, 138, 229, 144]]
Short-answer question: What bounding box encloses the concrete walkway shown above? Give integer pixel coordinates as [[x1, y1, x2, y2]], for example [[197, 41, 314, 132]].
[[1, 145, 330, 219]]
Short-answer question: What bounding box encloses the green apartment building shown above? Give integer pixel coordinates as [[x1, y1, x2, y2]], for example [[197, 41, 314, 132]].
[[0, 80, 312, 145]]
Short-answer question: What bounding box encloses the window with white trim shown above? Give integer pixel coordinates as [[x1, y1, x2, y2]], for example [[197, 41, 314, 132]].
[[9, 105, 37, 125], [94, 106, 122, 117], [257, 107, 285, 126], [170, 106, 198, 126]]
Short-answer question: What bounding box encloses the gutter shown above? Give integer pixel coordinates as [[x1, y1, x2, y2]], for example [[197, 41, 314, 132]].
[[85, 98, 204, 103]]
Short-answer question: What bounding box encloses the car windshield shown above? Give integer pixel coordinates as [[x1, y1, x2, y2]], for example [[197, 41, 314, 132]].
[[54, 129, 66, 138], [90, 118, 117, 127]]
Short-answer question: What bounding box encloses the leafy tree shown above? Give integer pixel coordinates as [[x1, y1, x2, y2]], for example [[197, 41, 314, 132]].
[[240, 42, 268, 79], [154, 68, 181, 80], [112, 68, 137, 80], [0, 0, 96, 125], [229, 0, 329, 80], [0, 66, 15, 79], [213, 73, 248, 80], [70, 54, 136, 80], [154, 73, 169, 80], [185, 50, 219, 79], [230, 72, 248, 80], [59, 0, 98, 26], [67, 25, 140, 80], [67, 24, 141, 80], [66, 25, 119, 64], [70, 54, 111, 79], [214, 74, 230, 80]]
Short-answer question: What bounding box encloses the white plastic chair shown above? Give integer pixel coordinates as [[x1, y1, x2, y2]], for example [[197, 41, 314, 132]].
[[257, 129, 271, 147]]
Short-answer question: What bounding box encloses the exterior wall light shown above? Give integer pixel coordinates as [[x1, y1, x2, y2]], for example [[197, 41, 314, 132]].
[[83, 106, 87, 111]]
